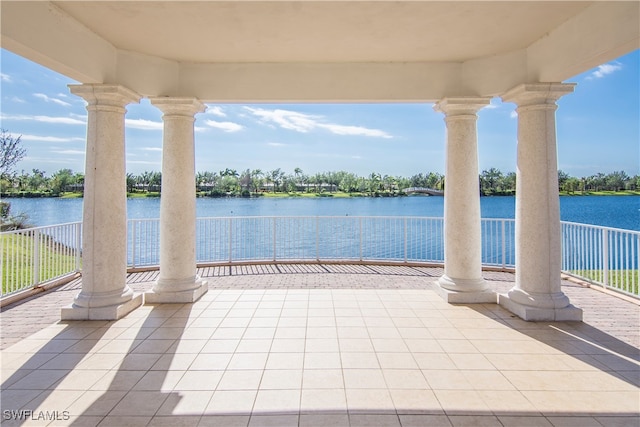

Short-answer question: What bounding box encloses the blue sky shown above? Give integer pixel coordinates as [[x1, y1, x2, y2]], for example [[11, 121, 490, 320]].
[[1, 48, 638, 178]]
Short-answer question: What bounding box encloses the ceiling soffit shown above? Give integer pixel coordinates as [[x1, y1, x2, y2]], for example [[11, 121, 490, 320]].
[[53, 1, 592, 64]]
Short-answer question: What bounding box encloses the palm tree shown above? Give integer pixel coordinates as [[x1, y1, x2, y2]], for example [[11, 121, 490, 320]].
[[480, 168, 502, 195], [196, 171, 207, 191], [139, 171, 153, 192], [299, 174, 311, 193], [28, 169, 47, 191], [606, 171, 629, 191], [426, 172, 442, 190], [126, 173, 137, 193], [269, 168, 284, 192], [368, 172, 381, 195], [239, 169, 252, 192], [149, 171, 162, 192], [294, 167, 303, 192], [51, 168, 75, 194], [251, 169, 264, 193]]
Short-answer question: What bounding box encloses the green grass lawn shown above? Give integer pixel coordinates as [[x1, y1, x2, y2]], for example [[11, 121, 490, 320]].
[[560, 190, 640, 196], [1, 233, 80, 295], [567, 269, 639, 295], [127, 192, 161, 198], [60, 192, 83, 199], [260, 191, 368, 198]]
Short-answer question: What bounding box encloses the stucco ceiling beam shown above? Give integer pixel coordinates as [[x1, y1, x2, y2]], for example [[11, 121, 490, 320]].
[[461, 50, 528, 97], [116, 50, 179, 98], [527, 1, 640, 82], [177, 62, 467, 103], [0, 1, 116, 84]]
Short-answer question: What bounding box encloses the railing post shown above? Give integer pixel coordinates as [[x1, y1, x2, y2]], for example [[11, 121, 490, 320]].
[[273, 217, 277, 262], [602, 228, 609, 289], [501, 220, 506, 269], [32, 228, 40, 286], [75, 222, 82, 272], [404, 217, 408, 263], [315, 217, 319, 262], [131, 220, 137, 268], [636, 234, 640, 294], [229, 218, 233, 264], [359, 217, 363, 262]]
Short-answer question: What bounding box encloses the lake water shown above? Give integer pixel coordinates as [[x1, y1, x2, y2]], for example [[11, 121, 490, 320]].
[[3, 195, 639, 231]]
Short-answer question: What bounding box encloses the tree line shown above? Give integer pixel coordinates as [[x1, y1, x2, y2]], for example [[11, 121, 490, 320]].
[[1, 130, 637, 198], [1, 167, 638, 198]]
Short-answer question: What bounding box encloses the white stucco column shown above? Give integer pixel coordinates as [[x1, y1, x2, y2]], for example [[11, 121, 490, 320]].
[[499, 83, 582, 321], [434, 98, 496, 303], [62, 84, 143, 320], [145, 97, 208, 303]]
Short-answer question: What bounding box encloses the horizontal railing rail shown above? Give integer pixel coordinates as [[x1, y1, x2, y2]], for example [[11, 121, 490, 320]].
[[3, 217, 638, 299]]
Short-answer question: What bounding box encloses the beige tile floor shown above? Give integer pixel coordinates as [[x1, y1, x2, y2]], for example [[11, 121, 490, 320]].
[[1, 265, 638, 426]]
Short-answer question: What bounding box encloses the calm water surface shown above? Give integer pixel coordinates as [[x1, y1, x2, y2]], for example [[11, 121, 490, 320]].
[[4, 195, 639, 231]]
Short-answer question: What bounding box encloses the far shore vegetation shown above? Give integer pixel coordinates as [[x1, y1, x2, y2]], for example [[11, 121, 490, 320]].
[[1, 167, 638, 200], [1, 130, 638, 200]]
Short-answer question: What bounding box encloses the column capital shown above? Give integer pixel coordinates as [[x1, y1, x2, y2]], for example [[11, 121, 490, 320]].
[[149, 97, 206, 117], [434, 97, 492, 116], [68, 84, 141, 108], [501, 83, 576, 107]]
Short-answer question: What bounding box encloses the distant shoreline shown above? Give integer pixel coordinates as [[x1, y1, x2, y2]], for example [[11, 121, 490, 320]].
[[1, 190, 639, 199]]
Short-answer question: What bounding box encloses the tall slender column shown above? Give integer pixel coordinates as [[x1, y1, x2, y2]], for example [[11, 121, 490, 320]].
[[145, 97, 208, 303], [499, 83, 582, 321], [62, 84, 142, 320], [434, 98, 496, 303]]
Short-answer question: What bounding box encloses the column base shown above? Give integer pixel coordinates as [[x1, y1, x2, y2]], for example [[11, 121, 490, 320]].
[[498, 293, 583, 321], [436, 275, 496, 303], [61, 293, 143, 320], [435, 286, 497, 304], [145, 279, 208, 304]]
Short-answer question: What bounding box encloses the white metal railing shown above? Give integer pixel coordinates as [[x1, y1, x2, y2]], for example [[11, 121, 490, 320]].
[[561, 221, 639, 297], [129, 216, 448, 266], [2, 217, 638, 299], [1, 222, 82, 297], [481, 218, 516, 268]]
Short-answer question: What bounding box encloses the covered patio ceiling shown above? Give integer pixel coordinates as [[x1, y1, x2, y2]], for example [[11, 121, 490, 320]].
[[1, 1, 638, 102]]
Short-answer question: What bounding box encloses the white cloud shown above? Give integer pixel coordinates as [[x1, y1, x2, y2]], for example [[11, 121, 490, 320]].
[[125, 118, 163, 130], [205, 106, 227, 117], [245, 107, 318, 133], [590, 62, 622, 79], [244, 107, 392, 138], [267, 142, 286, 147], [11, 97, 26, 103], [510, 111, 518, 119], [0, 113, 85, 125], [204, 119, 243, 133], [20, 134, 84, 143], [24, 156, 77, 164], [141, 147, 163, 152], [1, 73, 11, 82], [319, 123, 392, 139], [33, 93, 72, 107]]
